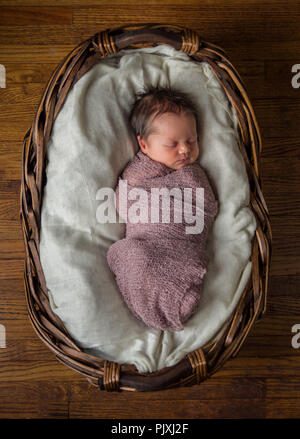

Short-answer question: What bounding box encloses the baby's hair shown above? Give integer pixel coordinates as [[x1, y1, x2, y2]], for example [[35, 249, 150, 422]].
[[129, 85, 199, 141]]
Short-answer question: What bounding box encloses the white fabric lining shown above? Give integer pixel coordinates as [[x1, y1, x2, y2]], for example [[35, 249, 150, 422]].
[[40, 45, 257, 373]]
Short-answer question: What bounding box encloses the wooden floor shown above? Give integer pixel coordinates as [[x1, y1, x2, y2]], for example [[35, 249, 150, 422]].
[[0, 0, 300, 420]]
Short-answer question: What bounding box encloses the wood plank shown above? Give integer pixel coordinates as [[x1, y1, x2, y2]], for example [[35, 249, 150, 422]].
[[227, 40, 300, 62], [215, 356, 300, 380], [269, 258, 299, 277], [0, 84, 47, 104], [6, 0, 198, 5], [0, 26, 89, 45], [0, 292, 29, 322], [0, 220, 23, 240], [266, 398, 300, 418], [238, 335, 299, 358], [266, 296, 300, 318], [0, 7, 72, 26], [0, 121, 34, 141], [0, 148, 22, 181], [251, 98, 300, 138], [72, 4, 300, 28], [1, 13, 300, 47], [261, 137, 300, 159], [0, 45, 75, 63], [0, 360, 77, 382], [0, 240, 24, 258], [0, 382, 69, 418], [0, 183, 21, 203], [266, 377, 300, 399], [0, 258, 24, 279], [0, 198, 22, 220], [0, 398, 68, 418], [69, 397, 267, 418], [0, 0, 292, 7], [3, 63, 59, 84], [268, 275, 300, 297], [0, 339, 61, 362]]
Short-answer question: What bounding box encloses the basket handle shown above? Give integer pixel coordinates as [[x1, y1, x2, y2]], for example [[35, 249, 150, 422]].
[[92, 23, 201, 58]]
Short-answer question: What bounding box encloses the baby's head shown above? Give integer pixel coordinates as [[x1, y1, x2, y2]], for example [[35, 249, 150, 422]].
[[129, 86, 200, 170]]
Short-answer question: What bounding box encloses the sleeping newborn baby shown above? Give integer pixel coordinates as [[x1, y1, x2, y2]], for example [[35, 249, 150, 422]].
[[106, 86, 219, 331]]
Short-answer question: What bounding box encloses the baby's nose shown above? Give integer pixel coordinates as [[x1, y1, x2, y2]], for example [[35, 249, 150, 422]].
[[179, 143, 190, 153]]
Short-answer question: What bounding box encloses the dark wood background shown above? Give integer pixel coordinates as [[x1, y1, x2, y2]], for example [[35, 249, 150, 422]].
[[0, 0, 299, 419]]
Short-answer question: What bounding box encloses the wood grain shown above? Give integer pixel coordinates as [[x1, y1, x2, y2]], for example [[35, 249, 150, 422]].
[[0, 7, 72, 26], [0, 0, 299, 419]]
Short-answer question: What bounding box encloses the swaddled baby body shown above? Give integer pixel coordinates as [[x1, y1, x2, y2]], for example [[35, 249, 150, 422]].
[[106, 86, 219, 331]]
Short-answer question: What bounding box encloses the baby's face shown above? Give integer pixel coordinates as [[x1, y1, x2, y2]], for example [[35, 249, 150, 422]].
[[137, 112, 199, 170]]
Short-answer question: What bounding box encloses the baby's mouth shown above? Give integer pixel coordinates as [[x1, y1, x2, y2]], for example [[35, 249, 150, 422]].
[[177, 157, 189, 164]]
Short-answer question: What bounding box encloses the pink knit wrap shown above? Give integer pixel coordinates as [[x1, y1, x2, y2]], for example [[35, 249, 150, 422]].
[[106, 150, 219, 331]]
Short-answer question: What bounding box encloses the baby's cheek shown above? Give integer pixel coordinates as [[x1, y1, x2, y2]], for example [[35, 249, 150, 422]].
[[164, 149, 175, 161], [194, 146, 200, 161]]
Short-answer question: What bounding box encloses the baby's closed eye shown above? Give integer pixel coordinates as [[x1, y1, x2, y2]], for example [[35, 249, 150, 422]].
[[163, 140, 197, 149], [164, 144, 177, 149]]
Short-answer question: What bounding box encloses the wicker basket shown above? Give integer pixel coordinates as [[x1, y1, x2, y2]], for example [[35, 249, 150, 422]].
[[20, 23, 272, 392]]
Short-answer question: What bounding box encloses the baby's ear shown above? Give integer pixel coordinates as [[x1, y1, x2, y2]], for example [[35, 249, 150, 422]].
[[137, 135, 146, 150]]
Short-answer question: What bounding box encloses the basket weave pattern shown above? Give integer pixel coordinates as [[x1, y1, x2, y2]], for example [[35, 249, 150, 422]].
[[20, 23, 272, 392]]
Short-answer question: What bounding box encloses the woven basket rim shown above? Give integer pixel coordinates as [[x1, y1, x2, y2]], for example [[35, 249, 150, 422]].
[[20, 22, 272, 392]]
